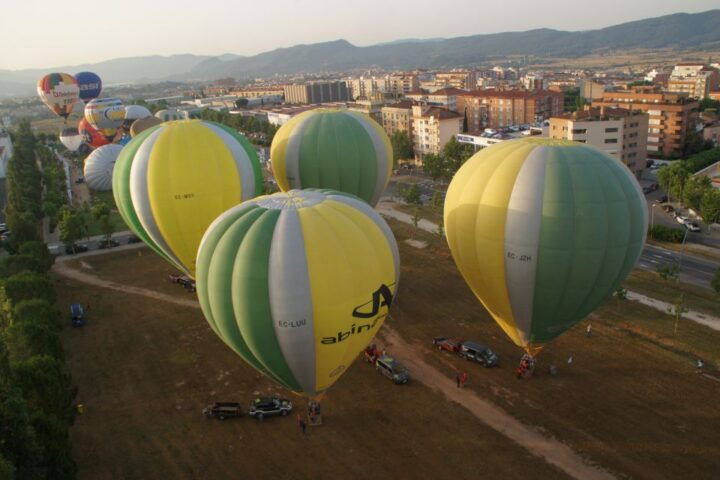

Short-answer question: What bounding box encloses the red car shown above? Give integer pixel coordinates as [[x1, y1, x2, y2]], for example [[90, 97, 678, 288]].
[[432, 336, 464, 352]]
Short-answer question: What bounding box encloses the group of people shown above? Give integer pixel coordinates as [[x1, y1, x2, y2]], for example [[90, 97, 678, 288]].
[[516, 354, 535, 379]]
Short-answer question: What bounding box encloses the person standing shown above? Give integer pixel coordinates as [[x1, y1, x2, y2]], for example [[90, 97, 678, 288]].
[[460, 372, 468, 388], [586, 324, 592, 337], [297, 414, 307, 437], [455, 373, 460, 388]]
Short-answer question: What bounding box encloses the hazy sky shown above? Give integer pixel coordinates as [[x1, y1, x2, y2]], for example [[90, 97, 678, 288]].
[[1, 0, 718, 70]]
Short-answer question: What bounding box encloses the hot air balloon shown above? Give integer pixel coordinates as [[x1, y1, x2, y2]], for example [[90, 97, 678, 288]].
[[196, 189, 400, 397], [113, 120, 263, 277], [444, 138, 647, 356], [84, 144, 122, 191], [270, 109, 392, 206], [85, 98, 124, 141], [155, 109, 187, 122], [59, 127, 83, 152], [37, 73, 79, 119], [75, 71, 102, 103], [123, 104, 152, 128], [78, 118, 110, 149], [129, 116, 162, 137]]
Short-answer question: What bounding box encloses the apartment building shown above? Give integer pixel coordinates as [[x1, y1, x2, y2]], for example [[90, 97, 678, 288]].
[[230, 86, 286, 99], [668, 63, 720, 99], [387, 74, 420, 95], [347, 98, 385, 123], [406, 87, 465, 112], [411, 105, 461, 161], [381, 100, 415, 137], [457, 89, 564, 131], [346, 76, 388, 99], [592, 87, 699, 157], [435, 71, 478, 90], [580, 80, 605, 101], [549, 107, 648, 177], [283, 81, 350, 104]]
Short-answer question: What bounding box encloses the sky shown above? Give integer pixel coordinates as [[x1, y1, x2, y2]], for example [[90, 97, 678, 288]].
[[1, 0, 718, 70]]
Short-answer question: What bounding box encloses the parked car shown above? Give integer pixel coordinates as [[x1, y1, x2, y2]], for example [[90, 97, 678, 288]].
[[0, 223, 7, 234], [70, 303, 85, 327], [432, 336, 464, 352], [98, 239, 119, 249], [127, 235, 142, 244], [247, 397, 292, 421], [458, 341, 498, 367], [65, 244, 89, 254], [685, 222, 701, 232], [662, 205, 674, 213], [675, 214, 691, 225], [375, 355, 410, 384], [75, 177, 85, 184], [202, 402, 243, 420], [653, 195, 668, 204]]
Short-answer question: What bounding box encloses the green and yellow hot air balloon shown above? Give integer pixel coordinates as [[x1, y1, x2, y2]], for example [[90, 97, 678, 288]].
[[113, 119, 263, 277], [196, 189, 400, 398], [270, 109, 392, 206], [444, 138, 647, 356]]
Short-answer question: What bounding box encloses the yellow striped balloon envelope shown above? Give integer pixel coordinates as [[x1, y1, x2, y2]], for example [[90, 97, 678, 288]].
[[196, 189, 400, 397], [270, 109, 392, 206], [85, 98, 125, 141], [113, 120, 263, 277], [444, 138, 647, 356]]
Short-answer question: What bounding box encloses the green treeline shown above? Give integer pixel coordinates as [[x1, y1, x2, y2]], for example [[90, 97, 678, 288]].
[[1, 122, 77, 479]]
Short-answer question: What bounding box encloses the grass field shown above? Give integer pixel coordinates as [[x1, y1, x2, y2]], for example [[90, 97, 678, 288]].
[[31, 114, 84, 135], [56, 220, 720, 479]]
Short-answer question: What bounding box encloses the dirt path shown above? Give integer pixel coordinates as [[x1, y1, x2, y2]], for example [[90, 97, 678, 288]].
[[376, 328, 616, 480], [53, 261, 199, 309], [54, 261, 617, 480]]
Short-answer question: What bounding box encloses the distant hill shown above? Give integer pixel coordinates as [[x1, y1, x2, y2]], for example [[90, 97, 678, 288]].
[[2, 10, 719, 96], [190, 10, 720, 79]]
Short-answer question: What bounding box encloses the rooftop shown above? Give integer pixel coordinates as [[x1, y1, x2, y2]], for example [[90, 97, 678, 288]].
[[418, 106, 461, 120]]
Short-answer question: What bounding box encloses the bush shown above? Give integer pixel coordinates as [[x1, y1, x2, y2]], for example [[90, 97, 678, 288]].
[[648, 225, 685, 243]]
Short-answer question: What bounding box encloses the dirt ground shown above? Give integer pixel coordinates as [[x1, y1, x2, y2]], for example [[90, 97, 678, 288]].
[[56, 220, 720, 479]]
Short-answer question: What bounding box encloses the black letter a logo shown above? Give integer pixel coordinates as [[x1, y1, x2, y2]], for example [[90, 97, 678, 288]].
[[352, 284, 394, 318]]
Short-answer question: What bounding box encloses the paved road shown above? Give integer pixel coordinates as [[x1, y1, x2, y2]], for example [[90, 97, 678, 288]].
[[637, 244, 718, 288]]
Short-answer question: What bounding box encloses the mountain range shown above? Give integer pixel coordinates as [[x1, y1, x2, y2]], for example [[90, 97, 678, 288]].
[[2, 10, 719, 96]]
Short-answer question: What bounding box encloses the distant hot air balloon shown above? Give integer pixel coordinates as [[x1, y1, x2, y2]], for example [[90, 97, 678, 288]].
[[85, 98, 124, 141], [117, 133, 131, 146], [270, 109, 392, 206], [123, 105, 152, 128], [129, 116, 162, 137], [37, 73, 79, 119], [78, 118, 109, 149], [444, 138, 647, 356], [84, 144, 122, 191], [196, 189, 400, 397], [155, 109, 187, 122], [113, 120, 263, 277], [59, 127, 83, 152], [75, 71, 102, 103]]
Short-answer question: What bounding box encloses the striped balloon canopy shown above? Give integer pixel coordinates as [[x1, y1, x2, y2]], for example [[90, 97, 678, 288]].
[[85, 98, 124, 140], [444, 138, 647, 355], [37, 73, 79, 119], [113, 120, 263, 277], [84, 144, 122, 191], [270, 109, 392, 206], [196, 189, 400, 397]]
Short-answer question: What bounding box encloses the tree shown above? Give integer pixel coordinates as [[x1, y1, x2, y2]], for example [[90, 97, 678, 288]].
[[99, 215, 114, 241], [5, 211, 39, 246], [0, 387, 42, 480], [700, 188, 720, 224], [401, 183, 422, 205], [0, 272, 57, 307], [430, 191, 444, 213], [411, 208, 421, 237], [57, 208, 83, 250], [442, 136, 473, 174], [615, 286, 628, 312], [462, 109, 468, 133], [0, 255, 44, 277], [422, 153, 449, 182], [682, 175, 712, 212], [18, 242, 53, 272], [656, 162, 689, 203], [436, 222, 445, 242], [712, 268, 720, 295], [671, 293, 688, 335], [390, 131, 413, 164], [656, 262, 680, 282]]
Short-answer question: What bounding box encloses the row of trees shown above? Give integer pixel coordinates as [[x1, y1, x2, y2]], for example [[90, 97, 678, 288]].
[[656, 147, 720, 224], [37, 145, 67, 232], [1, 122, 77, 478]]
